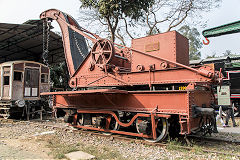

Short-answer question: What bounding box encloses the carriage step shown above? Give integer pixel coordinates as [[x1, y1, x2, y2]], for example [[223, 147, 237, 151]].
[[0, 103, 11, 106], [0, 108, 10, 110]]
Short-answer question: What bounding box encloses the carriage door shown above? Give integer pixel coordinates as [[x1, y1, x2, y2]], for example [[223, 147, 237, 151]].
[[24, 68, 39, 97], [3, 66, 11, 98]]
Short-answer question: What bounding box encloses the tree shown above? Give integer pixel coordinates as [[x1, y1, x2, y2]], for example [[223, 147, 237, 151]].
[[206, 52, 218, 59], [143, 0, 222, 36], [50, 62, 69, 90], [79, 0, 154, 42], [224, 50, 231, 56], [205, 50, 238, 59], [78, 0, 221, 45], [222, 50, 238, 57], [178, 25, 202, 60]]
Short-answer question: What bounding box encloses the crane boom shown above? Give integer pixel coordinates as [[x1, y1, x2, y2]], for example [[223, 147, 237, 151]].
[[40, 9, 91, 77], [202, 20, 240, 38]]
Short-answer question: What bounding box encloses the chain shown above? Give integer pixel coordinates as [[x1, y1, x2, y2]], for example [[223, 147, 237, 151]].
[[42, 20, 46, 57], [73, 31, 86, 59], [42, 19, 51, 66], [43, 20, 86, 66], [42, 20, 52, 107]]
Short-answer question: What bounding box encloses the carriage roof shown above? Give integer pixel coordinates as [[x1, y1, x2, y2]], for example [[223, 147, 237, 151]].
[[0, 60, 48, 68]]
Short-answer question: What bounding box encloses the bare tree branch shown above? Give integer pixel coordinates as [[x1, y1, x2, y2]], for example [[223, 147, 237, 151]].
[[77, 0, 222, 45], [115, 28, 126, 46], [122, 18, 134, 39], [167, 0, 193, 31]]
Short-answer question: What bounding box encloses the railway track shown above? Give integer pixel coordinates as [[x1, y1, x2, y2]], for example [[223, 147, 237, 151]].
[[1, 118, 240, 157]]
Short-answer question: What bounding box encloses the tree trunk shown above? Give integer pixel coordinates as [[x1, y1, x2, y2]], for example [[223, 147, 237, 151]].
[[106, 16, 118, 42]]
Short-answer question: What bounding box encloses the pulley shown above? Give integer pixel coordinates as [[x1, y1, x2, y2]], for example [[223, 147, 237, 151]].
[[91, 39, 115, 70]]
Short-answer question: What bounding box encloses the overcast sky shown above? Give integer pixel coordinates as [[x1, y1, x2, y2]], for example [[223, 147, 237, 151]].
[[0, 0, 239, 59]]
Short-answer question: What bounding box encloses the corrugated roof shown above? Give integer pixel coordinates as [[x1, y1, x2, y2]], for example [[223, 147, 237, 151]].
[[0, 20, 64, 65], [190, 55, 240, 65]]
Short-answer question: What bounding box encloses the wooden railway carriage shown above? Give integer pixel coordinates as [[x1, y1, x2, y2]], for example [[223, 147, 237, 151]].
[[0, 61, 50, 119]]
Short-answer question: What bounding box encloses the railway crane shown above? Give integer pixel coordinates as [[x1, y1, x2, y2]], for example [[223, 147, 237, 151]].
[[202, 20, 240, 116], [40, 9, 222, 142]]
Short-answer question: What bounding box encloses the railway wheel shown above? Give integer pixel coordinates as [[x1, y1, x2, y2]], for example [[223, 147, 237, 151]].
[[78, 113, 120, 134], [102, 113, 120, 135], [77, 113, 84, 126], [109, 112, 120, 131], [136, 117, 169, 143]]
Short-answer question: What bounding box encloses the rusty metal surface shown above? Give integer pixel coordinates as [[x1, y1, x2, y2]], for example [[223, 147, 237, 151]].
[[188, 90, 214, 132], [69, 66, 216, 88], [131, 31, 189, 67], [50, 89, 213, 135], [52, 90, 188, 113], [40, 9, 220, 138], [40, 9, 220, 89], [40, 9, 91, 76], [72, 124, 153, 138], [41, 89, 128, 96]]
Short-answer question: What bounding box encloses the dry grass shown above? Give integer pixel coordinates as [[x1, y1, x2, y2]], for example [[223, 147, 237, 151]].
[[37, 134, 126, 159]]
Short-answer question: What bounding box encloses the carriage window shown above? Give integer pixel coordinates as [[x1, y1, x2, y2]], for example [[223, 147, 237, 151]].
[[3, 76, 9, 85], [14, 71, 22, 81], [41, 74, 48, 83]]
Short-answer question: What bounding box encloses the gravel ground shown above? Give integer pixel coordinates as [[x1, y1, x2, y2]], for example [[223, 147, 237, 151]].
[[0, 119, 240, 159]]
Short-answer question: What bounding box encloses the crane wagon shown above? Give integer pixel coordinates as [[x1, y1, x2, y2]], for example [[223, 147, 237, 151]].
[[40, 9, 221, 142], [202, 20, 240, 116]]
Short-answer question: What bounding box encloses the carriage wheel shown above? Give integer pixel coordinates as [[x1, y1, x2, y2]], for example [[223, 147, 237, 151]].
[[91, 39, 114, 69], [136, 117, 169, 142]]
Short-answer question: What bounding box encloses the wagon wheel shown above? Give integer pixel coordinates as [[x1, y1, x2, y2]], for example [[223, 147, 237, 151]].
[[66, 113, 83, 130], [77, 113, 120, 133], [136, 117, 169, 143], [102, 113, 120, 135], [77, 113, 84, 126], [91, 39, 114, 69]]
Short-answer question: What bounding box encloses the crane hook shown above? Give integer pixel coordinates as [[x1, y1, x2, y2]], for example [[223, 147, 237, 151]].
[[203, 37, 210, 45]]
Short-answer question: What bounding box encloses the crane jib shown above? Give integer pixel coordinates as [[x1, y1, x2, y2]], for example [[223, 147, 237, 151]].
[[202, 20, 240, 38]]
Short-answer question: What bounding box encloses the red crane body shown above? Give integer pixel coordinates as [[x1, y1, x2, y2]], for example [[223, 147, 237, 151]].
[[40, 9, 221, 142]]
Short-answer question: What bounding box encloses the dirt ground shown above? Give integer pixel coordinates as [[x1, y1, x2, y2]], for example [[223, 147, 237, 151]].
[[0, 119, 240, 160], [0, 139, 51, 159], [0, 124, 52, 159]]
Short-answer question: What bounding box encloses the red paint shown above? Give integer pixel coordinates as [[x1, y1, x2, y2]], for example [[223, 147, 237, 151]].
[[40, 9, 221, 140]]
